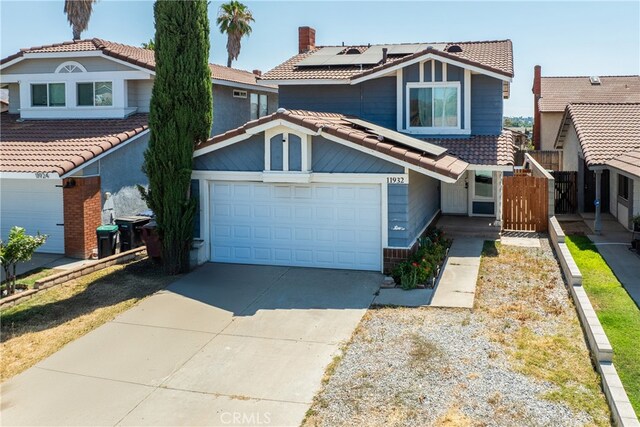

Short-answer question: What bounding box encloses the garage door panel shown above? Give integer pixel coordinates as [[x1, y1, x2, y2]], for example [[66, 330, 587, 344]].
[[0, 179, 64, 254], [210, 182, 382, 271]]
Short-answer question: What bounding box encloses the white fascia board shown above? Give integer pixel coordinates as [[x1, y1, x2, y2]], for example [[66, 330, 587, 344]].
[[212, 79, 278, 93], [193, 132, 253, 157], [467, 164, 513, 172], [61, 129, 150, 178], [318, 129, 460, 183], [190, 170, 407, 185], [350, 52, 513, 85], [97, 54, 155, 76], [247, 119, 319, 137], [258, 79, 349, 85], [605, 165, 640, 181], [3, 70, 150, 83], [0, 172, 61, 179]]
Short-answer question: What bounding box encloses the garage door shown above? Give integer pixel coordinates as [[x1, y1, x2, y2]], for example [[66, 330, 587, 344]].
[[0, 179, 65, 254], [210, 182, 382, 271]]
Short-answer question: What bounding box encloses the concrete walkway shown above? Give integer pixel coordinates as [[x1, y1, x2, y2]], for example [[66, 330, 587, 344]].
[[430, 238, 484, 309], [588, 234, 640, 308], [1, 263, 381, 426]]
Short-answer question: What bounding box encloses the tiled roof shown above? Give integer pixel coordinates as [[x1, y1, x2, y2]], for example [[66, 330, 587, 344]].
[[0, 113, 149, 176], [1, 39, 269, 88], [539, 76, 640, 112], [426, 131, 515, 166], [607, 148, 640, 179], [197, 109, 469, 180], [558, 103, 640, 167], [261, 40, 513, 81]]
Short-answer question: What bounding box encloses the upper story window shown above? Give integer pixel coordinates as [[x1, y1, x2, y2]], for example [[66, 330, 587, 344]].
[[407, 82, 460, 130], [77, 82, 113, 107], [250, 93, 268, 120], [31, 83, 65, 107]]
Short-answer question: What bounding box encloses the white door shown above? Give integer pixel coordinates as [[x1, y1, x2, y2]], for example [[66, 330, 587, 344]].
[[442, 173, 468, 214], [210, 182, 382, 271], [0, 179, 65, 253]]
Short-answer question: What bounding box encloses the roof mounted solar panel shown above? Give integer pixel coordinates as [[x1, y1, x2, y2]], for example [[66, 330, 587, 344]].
[[344, 118, 448, 157], [296, 47, 345, 66]]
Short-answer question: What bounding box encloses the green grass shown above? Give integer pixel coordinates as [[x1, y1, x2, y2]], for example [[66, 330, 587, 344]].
[[566, 235, 640, 414], [1, 268, 60, 293]]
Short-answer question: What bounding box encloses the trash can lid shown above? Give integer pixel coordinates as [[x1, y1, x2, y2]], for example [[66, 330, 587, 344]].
[[97, 224, 119, 232]]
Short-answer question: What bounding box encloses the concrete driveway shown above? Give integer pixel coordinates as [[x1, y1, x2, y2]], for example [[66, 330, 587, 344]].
[[1, 263, 381, 426]]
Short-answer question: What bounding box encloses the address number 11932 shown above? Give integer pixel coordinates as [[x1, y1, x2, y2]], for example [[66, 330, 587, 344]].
[[386, 176, 406, 184]]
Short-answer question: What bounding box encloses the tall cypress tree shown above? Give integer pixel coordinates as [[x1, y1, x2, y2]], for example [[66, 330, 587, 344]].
[[141, 0, 212, 274]]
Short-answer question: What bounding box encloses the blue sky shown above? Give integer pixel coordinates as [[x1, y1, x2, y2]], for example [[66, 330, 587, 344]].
[[1, 1, 638, 116]]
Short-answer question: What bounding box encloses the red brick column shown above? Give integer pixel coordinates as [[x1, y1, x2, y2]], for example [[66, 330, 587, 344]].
[[63, 176, 102, 259], [532, 65, 542, 150]]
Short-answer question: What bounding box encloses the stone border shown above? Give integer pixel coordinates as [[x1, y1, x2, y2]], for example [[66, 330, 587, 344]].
[[549, 216, 639, 426], [0, 247, 147, 310]]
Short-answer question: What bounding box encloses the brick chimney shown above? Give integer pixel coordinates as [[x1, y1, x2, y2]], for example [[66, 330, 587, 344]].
[[298, 26, 316, 54], [532, 65, 542, 150]]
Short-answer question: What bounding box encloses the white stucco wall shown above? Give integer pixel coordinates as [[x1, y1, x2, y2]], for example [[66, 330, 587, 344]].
[[540, 112, 564, 151], [561, 123, 581, 172]]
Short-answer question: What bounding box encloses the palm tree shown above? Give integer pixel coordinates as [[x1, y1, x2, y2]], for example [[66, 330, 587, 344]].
[[141, 39, 155, 50], [216, 1, 254, 68], [64, 0, 97, 40]]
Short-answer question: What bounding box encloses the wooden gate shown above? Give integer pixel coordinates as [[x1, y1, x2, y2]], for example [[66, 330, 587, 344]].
[[502, 175, 549, 232], [552, 171, 577, 214]]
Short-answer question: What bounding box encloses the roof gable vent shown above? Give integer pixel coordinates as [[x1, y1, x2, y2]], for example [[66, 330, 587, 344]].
[[343, 47, 361, 55], [446, 45, 463, 53], [590, 76, 601, 85]]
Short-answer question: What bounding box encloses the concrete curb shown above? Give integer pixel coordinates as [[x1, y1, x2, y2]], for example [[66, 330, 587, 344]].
[[549, 216, 639, 426], [0, 247, 147, 310]]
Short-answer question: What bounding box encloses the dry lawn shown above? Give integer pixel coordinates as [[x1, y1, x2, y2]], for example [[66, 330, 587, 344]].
[[0, 258, 178, 381]]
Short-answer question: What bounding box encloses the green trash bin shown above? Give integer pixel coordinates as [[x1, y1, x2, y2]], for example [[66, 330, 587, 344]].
[[96, 225, 120, 259]]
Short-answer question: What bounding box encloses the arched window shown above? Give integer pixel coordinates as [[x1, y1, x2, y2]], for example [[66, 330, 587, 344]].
[[55, 61, 87, 73]]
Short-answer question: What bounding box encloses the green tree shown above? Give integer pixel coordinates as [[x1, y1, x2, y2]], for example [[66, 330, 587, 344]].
[[140, 0, 212, 275], [64, 0, 97, 40], [141, 38, 155, 50], [1, 227, 47, 296], [217, 1, 254, 68]]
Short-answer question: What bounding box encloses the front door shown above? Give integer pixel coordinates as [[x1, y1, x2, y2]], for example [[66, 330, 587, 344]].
[[441, 173, 468, 215]]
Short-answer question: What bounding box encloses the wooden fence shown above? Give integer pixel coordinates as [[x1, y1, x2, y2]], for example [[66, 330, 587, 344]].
[[515, 150, 562, 171], [551, 171, 578, 214], [502, 175, 549, 232]]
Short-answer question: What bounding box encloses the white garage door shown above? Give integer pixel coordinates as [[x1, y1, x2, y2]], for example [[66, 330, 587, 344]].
[[210, 182, 382, 271], [1, 179, 65, 254]]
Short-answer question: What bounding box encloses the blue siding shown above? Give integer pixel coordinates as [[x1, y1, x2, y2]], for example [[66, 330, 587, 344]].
[[470, 74, 503, 135], [312, 136, 403, 173], [211, 85, 278, 136], [279, 77, 396, 129], [270, 135, 283, 170], [434, 60, 443, 82], [388, 184, 409, 247], [407, 170, 440, 242], [423, 61, 432, 82], [288, 134, 302, 171], [194, 134, 264, 171]]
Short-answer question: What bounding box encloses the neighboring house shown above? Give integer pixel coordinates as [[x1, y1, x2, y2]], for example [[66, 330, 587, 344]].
[[0, 39, 277, 258], [0, 88, 8, 113], [506, 127, 530, 150], [555, 103, 640, 231], [190, 27, 515, 272], [532, 65, 640, 151]]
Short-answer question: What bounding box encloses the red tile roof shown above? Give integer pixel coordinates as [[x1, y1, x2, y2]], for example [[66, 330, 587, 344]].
[[1, 39, 270, 88], [427, 132, 515, 166], [539, 76, 640, 113], [0, 113, 149, 176], [261, 40, 513, 81], [197, 109, 470, 180], [557, 103, 640, 167]]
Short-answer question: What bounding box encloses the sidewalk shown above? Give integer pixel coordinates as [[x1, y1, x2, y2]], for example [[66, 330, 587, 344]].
[[430, 238, 484, 309]]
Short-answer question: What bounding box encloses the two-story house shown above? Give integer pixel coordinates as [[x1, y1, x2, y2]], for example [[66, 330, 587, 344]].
[[190, 27, 515, 272], [0, 39, 277, 258]]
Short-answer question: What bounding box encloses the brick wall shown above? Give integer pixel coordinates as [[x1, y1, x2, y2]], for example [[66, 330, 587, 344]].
[[63, 176, 102, 259], [383, 244, 420, 274], [298, 26, 316, 54]]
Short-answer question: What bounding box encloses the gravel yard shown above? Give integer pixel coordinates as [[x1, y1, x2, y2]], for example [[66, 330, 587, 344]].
[[304, 239, 611, 426]]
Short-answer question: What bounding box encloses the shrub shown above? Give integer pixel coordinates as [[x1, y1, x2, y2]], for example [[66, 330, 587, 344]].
[[391, 228, 451, 289]]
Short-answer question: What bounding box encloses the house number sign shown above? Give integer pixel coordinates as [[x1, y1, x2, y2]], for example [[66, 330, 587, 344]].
[[387, 176, 407, 184], [35, 172, 50, 179]]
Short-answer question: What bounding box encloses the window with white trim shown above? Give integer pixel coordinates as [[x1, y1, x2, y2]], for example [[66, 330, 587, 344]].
[[406, 82, 460, 130], [250, 93, 268, 120], [474, 171, 493, 199], [77, 82, 113, 106], [31, 83, 65, 107]]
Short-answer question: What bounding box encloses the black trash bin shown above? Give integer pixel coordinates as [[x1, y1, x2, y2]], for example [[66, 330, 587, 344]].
[[115, 216, 151, 252], [96, 225, 120, 259]]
